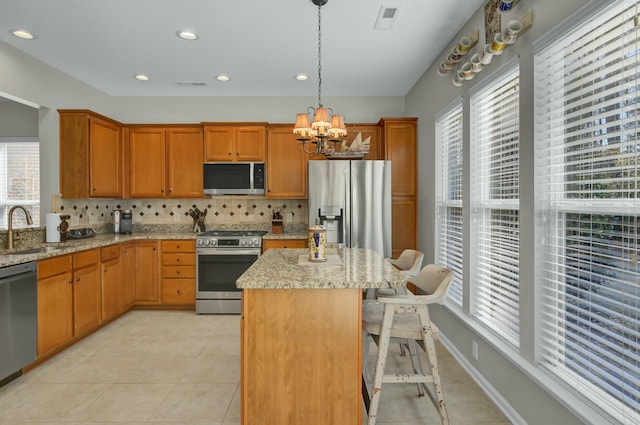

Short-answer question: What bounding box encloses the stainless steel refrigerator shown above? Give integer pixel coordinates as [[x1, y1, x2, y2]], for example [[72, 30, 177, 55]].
[[308, 160, 391, 258]]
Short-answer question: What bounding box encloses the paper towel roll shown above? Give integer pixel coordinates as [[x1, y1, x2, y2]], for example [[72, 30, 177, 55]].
[[46, 213, 61, 243]]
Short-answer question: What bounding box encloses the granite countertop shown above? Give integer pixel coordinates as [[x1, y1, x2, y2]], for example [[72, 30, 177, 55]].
[[262, 232, 307, 240], [0, 232, 197, 267], [236, 248, 406, 290]]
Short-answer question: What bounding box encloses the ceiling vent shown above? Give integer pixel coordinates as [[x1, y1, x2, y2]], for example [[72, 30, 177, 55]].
[[374, 6, 399, 30], [175, 81, 208, 87]]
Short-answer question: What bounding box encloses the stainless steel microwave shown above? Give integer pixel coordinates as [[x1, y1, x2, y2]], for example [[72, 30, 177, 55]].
[[203, 162, 265, 195]]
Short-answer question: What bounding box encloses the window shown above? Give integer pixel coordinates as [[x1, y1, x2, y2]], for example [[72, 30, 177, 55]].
[[0, 138, 40, 229], [470, 59, 520, 347], [535, 0, 639, 422], [435, 97, 464, 305]]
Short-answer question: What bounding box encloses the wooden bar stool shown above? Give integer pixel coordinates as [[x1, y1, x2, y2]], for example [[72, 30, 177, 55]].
[[362, 264, 454, 425]]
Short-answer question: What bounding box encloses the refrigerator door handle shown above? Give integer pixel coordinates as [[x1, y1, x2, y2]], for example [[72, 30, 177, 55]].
[[343, 162, 351, 248]]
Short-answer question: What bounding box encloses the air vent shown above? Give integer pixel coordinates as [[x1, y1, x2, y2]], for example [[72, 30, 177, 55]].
[[374, 6, 399, 30], [175, 81, 208, 87]]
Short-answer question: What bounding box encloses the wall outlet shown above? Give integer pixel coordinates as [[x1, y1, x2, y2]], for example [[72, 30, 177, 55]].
[[287, 212, 293, 222], [472, 340, 479, 360]]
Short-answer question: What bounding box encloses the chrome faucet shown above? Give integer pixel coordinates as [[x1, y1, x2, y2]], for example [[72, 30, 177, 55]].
[[6, 206, 34, 249]]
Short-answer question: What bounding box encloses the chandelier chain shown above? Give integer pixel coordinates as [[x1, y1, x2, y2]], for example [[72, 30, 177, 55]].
[[317, 1, 322, 108]]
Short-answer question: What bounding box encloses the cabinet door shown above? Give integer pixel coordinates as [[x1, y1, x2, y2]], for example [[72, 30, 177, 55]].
[[37, 272, 73, 357], [167, 127, 204, 197], [135, 241, 159, 302], [235, 127, 265, 161], [346, 125, 381, 160], [89, 117, 121, 197], [267, 125, 307, 198], [101, 258, 121, 321], [391, 198, 417, 258], [121, 243, 136, 308], [204, 127, 234, 161], [129, 128, 166, 197], [73, 263, 101, 336], [383, 120, 417, 197]]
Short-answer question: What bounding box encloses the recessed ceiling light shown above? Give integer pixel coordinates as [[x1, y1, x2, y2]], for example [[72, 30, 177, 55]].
[[295, 74, 309, 81], [134, 74, 150, 81], [176, 30, 198, 40], [11, 29, 35, 39], [216, 75, 230, 82]]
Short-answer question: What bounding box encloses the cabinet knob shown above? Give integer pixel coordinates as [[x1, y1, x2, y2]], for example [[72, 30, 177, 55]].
[[161, 189, 165, 193], [168, 189, 173, 193], [92, 188, 96, 192], [76, 278, 80, 282], [176, 270, 181, 275], [176, 258, 181, 262], [177, 289, 182, 295]]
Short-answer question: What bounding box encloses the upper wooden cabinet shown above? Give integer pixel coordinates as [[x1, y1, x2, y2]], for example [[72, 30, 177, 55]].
[[380, 118, 417, 197], [203, 124, 266, 162], [59, 110, 122, 198], [126, 125, 203, 198], [266, 124, 308, 198], [345, 124, 381, 160]]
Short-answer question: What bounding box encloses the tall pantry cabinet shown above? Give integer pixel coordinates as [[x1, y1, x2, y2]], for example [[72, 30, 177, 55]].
[[380, 118, 418, 258]]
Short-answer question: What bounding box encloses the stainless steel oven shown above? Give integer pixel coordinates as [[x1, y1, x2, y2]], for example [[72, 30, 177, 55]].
[[195, 230, 266, 314]]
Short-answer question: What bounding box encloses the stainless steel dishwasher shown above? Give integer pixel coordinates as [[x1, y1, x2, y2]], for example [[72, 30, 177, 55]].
[[0, 261, 37, 384]]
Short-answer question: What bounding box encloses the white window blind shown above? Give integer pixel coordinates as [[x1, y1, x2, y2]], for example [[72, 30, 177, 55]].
[[435, 97, 464, 306], [535, 0, 640, 422], [470, 60, 520, 347], [0, 138, 40, 229]]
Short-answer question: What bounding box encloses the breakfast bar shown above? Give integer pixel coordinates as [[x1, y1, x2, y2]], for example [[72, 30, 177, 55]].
[[237, 248, 405, 425]]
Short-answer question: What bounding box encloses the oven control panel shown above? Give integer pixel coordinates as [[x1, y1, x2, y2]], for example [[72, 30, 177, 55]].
[[196, 237, 262, 248]]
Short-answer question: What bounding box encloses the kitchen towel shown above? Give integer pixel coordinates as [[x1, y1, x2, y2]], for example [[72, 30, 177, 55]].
[[45, 213, 61, 243]]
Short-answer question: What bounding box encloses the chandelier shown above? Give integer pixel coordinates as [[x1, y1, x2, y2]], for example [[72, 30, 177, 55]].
[[293, 0, 347, 155]]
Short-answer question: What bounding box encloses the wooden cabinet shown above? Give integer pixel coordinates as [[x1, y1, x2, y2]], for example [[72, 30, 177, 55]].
[[101, 245, 122, 321], [59, 110, 122, 198], [126, 125, 203, 198], [133, 241, 159, 303], [204, 124, 266, 162], [72, 249, 101, 336], [37, 255, 73, 357], [345, 124, 381, 160], [262, 239, 306, 253], [380, 118, 418, 258], [121, 242, 136, 309], [160, 240, 195, 305], [266, 124, 308, 198]]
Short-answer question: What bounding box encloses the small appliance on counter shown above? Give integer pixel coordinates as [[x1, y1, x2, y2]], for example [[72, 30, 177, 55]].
[[113, 209, 132, 234], [67, 228, 95, 239]]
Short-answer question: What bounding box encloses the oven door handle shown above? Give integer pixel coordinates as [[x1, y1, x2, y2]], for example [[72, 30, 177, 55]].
[[197, 248, 261, 256]]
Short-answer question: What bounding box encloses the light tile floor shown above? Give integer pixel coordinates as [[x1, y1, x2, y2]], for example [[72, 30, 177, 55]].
[[0, 310, 510, 425]]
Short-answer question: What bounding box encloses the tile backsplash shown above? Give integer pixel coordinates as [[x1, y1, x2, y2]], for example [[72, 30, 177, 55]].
[[51, 194, 308, 230]]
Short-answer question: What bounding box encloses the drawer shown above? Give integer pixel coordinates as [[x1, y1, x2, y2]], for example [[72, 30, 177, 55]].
[[162, 265, 195, 279], [101, 245, 120, 261], [38, 254, 72, 279], [73, 248, 99, 269], [161, 279, 195, 304], [161, 240, 195, 253], [161, 253, 195, 266]]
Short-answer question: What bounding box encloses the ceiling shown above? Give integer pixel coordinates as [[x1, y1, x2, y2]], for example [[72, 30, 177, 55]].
[[0, 0, 484, 97]]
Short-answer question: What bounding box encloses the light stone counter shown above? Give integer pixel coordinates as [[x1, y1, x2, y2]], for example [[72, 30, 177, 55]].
[[0, 232, 197, 267], [236, 248, 405, 289]]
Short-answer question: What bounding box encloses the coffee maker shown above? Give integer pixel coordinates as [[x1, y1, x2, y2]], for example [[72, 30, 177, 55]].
[[114, 209, 133, 234]]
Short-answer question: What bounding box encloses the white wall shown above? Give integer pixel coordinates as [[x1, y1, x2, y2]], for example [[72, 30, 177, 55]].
[[0, 100, 38, 136], [405, 0, 607, 424]]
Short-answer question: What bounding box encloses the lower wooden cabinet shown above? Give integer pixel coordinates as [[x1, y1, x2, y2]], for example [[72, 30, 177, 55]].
[[262, 239, 306, 253], [72, 249, 101, 336], [121, 242, 136, 309], [134, 241, 159, 303], [391, 198, 417, 259], [101, 245, 122, 321], [161, 240, 196, 306], [37, 255, 73, 357]]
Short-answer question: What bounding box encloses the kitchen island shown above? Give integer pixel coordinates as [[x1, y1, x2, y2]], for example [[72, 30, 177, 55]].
[[237, 248, 405, 425]]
